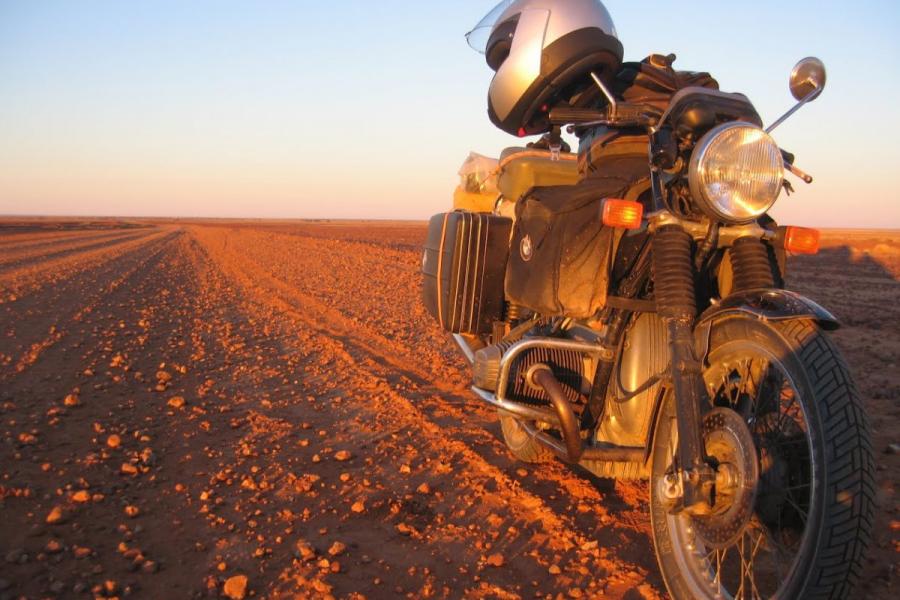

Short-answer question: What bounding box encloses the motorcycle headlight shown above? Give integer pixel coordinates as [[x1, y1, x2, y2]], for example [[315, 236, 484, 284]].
[[688, 122, 784, 223]]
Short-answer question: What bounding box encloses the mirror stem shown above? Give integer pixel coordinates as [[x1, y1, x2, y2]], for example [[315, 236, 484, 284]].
[[765, 87, 820, 134]]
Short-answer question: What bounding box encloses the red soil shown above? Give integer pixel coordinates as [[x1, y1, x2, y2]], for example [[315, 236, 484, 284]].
[[0, 221, 895, 599]]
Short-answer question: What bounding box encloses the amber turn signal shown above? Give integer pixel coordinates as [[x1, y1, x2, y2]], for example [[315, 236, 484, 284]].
[[783, 226, 820, 254], [602, 199, 643, 229]]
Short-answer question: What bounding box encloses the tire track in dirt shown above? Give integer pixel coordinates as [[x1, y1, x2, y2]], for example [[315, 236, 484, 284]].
[[0, 230, 152, 275], [190, 225, 664, 598], [0, 228, 169, 305], [0, 230, 177, 379], [0, 229, 151, 270]]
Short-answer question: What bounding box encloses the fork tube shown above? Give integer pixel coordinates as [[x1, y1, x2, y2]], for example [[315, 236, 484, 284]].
[[652, 225, 714, 509]]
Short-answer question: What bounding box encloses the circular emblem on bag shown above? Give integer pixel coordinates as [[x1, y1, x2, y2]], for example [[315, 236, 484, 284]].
[[520, 235, 533, 262]]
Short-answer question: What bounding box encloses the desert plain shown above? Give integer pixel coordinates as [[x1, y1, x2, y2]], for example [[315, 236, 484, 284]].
[[0, 219, 897, 599]]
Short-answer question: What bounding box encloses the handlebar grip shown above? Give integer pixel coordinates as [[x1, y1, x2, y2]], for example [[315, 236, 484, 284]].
[[548, 107, 609, 125]]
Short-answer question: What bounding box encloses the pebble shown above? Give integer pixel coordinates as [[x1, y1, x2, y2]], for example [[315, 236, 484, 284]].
[[486, 553, 504, 567], [124, 505, 140, 518], [223, 575, 248, 600], [334, 450, 351, 461], [63, 394, 81, 407], [71, 490, 90, 503], [295, 541, 316, 561], [45, 540, 63, 554], [416, 483, 431, 495], [46, 506, 65, 525], [167, 396, 186, 409], [141, 560, 158, 573], [328, 542, 346, 556], [549, 564, 562, 575], [121, 463, 138, 476], [350, 501, 365, 513], [106, 434, 121, 449]]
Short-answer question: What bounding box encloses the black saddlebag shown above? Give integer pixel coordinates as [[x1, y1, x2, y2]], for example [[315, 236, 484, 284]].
[[505, 176, 629, 318], [422, 211, 513, 335]]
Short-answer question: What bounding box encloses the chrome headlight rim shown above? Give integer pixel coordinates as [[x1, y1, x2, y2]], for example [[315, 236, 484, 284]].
[[688, 121, 784, 224]]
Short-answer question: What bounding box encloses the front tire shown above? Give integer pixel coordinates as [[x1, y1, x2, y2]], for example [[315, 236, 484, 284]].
[[498, 410, 554, 463], [650, 316, 875, 600]]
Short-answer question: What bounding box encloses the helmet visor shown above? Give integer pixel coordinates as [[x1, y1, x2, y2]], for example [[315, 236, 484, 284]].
[[465, 0, 516, 53]]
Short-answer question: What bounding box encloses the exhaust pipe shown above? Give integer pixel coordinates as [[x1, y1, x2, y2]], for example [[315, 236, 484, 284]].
[[469, 336, 644, 465], [527, 364, 582, 463]]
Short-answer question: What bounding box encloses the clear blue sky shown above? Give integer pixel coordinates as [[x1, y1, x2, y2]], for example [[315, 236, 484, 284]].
[[1, 0, 898, 227]]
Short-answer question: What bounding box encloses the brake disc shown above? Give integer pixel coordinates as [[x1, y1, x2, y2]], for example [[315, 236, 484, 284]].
[[690, 407, 760, 549]]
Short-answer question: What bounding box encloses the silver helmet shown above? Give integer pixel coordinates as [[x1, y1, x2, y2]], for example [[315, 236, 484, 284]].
[[467, 0, 623, 136]]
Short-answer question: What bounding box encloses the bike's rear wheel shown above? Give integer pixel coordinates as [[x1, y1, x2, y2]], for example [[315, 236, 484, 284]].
[[650, 316, 874, 600]]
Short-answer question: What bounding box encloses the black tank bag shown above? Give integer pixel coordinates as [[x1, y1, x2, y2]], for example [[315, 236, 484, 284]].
[[505, 176, 630, 319]]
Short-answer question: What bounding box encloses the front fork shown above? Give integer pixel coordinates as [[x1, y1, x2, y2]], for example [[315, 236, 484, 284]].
[[653, 224, 715, 511], [652, 222, 778, 512]]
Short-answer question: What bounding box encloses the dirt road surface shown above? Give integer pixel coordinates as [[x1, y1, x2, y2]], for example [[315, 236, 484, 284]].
[[1, 222, 896, 599]]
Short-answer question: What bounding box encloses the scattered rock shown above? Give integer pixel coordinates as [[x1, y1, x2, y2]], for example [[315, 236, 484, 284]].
[[351, 501, 365, 513], [486, 553, 504, 567], [416, 483, 431, 495], [167, 396, 186, 409], [63, 393, 81, 407], [71, 490, 90, 503], [106, 434, 121, 449], [141, 560, 158, 573], [223, 575, 248, 600], [18, 432, 37, 445], [334, 450, 351, 461], [46, 506, 65, 525], [549, 564, 562, 575], [328, 541, 346, 556], [295, 541, 316, 562], [121, 463, 138, 476], [124, 505, 140, 518]]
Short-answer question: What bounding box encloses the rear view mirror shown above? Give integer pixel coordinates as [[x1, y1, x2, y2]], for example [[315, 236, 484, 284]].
[[790, 57, 827, 102]]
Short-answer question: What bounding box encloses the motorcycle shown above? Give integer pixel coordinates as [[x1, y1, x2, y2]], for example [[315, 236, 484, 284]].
[[422, 56, 875, 599]]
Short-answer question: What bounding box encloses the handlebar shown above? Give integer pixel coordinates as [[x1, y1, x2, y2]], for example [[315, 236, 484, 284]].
[[548, 102, 661, 130]]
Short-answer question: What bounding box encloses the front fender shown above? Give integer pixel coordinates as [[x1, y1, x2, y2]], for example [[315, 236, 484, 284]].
[[694, 288, 840, 359]]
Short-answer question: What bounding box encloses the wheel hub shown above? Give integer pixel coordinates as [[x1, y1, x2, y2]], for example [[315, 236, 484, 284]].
[[690, 407, 759, 549]]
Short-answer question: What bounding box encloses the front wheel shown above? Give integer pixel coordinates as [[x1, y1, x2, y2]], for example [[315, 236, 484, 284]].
[[650, 316, 875, 600], [498, 410, 554, 463]]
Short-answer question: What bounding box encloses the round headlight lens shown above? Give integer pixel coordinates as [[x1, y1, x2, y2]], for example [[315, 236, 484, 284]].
[[688, 122, 784, 223]]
